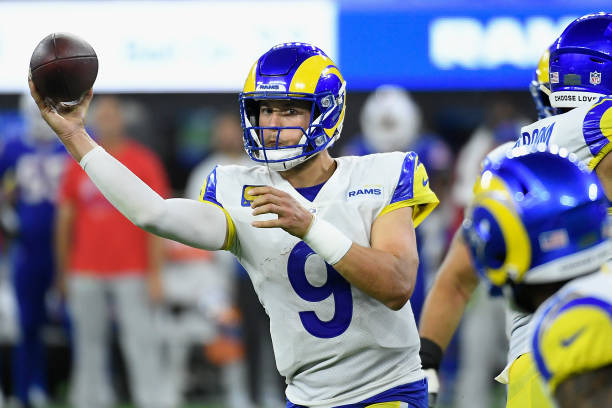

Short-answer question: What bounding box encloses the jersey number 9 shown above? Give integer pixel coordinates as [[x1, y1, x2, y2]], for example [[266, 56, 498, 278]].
[[287, 241, 353, 338]]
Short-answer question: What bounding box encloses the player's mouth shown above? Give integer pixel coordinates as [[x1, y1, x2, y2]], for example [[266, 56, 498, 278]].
[[264, 139, 284, 148]]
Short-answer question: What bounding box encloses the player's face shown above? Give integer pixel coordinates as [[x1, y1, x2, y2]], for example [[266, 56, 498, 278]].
[[258, 99, 311, 147]]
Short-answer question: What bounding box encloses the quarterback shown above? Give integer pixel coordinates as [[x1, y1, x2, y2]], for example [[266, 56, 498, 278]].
[[29, 43, 438, 407]]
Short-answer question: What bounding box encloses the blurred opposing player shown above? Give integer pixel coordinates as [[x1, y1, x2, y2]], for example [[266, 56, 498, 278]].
[[515, 13, 612, 198], [462, 149, 612, 408], [418, 45, 558, 408], [0, 95, 67, 407], [342, 84, 421, 156], [29, 43, 439, 407]]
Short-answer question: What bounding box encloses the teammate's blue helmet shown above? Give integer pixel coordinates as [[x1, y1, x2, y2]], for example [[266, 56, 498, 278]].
[[529, 44, 558, 119], [549, 12, 612, 109], [239, 43, 346, 171], [463, 148, 610, 288]]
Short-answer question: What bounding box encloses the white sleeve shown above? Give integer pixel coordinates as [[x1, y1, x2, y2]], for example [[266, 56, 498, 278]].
[[80, 146, 227, 250]]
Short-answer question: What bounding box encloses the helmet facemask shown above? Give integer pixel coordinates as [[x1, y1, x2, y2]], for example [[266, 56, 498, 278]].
[[240, 84, 345, 171], [239, 42, 347, 171]]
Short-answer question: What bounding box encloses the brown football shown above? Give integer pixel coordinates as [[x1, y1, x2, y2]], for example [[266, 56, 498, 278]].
[[29, 32, 98, 103]]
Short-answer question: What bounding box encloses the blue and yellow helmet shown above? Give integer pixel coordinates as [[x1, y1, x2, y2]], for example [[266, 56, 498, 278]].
[[549, 12, 612, 109], [529, 44, 558, 119], [239, 42, 346, 171], [463, 148, 610, 287], [532, 288, 612, 392]]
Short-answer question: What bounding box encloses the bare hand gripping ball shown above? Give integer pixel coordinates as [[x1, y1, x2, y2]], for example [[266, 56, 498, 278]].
[[29, 32, 98, 104]]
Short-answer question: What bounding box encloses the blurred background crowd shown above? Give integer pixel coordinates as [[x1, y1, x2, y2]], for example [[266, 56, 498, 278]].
[[0, 1, 609, 408]]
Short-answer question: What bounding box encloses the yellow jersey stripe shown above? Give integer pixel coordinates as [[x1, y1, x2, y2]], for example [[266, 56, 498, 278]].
[[201, 200, 236, 251], [378, 192, 439, 228]]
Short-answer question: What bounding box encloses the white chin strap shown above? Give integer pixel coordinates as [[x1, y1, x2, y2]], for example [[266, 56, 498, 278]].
[[247, 124, 316, 171], [549, 91, 606, 108]]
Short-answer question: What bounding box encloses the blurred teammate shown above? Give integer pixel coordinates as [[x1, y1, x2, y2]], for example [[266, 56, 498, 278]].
[[462, 149, 612, 408], [528, 47, 557, 120], [418, 45, 557, 408], [0, 95, 68, 408], [55, 96, 170, 408], [29, 42, 439, 407], [530, 271, 612, 408], [420, 12, 612, 407], [515, 13, 612, 198]]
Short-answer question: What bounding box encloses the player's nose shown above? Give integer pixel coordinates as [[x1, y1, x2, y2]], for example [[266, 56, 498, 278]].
[[264, 129, 281, 147], [266, 111, 282, 127]]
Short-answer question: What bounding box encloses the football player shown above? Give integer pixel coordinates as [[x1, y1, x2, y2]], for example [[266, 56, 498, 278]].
[[420, 12, 612, 408], [528, 44, 557, 120], [29, 43, 439, 407], [516, 12, 612, 199], [463, 149, 612, 408], [418, 46, 558, 408], [0, 95, 68, 408]]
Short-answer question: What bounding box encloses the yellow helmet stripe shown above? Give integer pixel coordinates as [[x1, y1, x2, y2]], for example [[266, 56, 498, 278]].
[[289, 55, 341, 93], [323, 100, 346, 138], [474, 195, 532, 285], [243, 61, 258, 93], [536, 48, 550, 84], [473, 171, 513, 197]]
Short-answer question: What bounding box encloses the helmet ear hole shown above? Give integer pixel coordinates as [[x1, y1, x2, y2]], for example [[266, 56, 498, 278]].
[[517, 180, 530, 196], [493, 252, 506, 265]]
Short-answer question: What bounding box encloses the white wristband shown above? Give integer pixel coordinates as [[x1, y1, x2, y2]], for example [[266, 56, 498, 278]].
[[302, 215, 352, 265]]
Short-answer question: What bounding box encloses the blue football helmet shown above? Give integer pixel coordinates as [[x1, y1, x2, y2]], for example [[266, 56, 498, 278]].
[[549, 12, 612, 109], [239, 43, 346, 171], [463, 148, 610, 288], [529, 44, 558, 119]]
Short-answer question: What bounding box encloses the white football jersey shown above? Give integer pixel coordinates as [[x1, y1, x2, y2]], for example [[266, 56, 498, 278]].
[[516, 96, 612, 170], [501, 96, 612, 380], [200, 152, 438, 407]]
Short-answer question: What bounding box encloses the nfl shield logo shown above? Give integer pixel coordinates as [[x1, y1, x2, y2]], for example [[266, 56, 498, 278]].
[[590, 71, 602, 85]]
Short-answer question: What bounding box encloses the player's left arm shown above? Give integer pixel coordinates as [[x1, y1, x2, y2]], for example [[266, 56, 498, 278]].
[[250, 186, 419, 310], [333, 206, 418, 310]]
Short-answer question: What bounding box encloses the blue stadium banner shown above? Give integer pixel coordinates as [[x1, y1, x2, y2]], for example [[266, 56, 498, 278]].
[[338, 1, 610, 90]]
